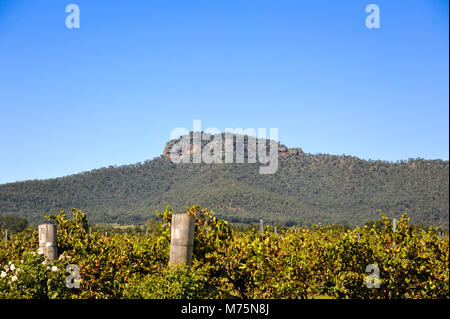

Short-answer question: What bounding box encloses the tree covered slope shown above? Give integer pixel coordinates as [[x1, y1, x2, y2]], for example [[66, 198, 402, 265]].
[[0, 134, 448, 227]]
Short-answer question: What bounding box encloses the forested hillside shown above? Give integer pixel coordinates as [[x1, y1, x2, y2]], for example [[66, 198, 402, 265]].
[[0, 134, 448, 227]]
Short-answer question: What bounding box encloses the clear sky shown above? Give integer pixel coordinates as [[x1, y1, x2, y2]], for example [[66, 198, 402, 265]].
[[0, 0, 448, 184]]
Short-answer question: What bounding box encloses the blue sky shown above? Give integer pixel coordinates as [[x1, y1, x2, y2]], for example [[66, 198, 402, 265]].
[[0, 0, 448, 183]]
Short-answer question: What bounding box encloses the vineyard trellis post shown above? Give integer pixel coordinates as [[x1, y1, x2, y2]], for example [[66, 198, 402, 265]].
[[38, 223, 58, 261], [169, 213, 195, 267]]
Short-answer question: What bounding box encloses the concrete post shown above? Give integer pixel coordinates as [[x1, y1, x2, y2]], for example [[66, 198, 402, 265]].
[[38, 224, 58, 261], [169, 213, 195, 267]]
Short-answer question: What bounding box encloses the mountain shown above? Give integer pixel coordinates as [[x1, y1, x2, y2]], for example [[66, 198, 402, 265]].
[[0, 133, 448, 227]]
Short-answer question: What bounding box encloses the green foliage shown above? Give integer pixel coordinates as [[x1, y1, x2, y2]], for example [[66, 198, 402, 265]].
[[0, 228, 67, 299], [0, 216, 29, 234], [0, 206, 448, 299], [123, 265, 215, 299]]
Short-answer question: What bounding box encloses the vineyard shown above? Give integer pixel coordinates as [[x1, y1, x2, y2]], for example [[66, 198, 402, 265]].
[[0, 205, 448, 299]]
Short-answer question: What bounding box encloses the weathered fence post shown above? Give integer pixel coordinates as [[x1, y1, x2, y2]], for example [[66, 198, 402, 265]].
[[4, 229, 7, 243], [274, 226, 277, 236], [357, 232, 360, 241], [38, 224, 58, 261], [169, 213, 195, 267]]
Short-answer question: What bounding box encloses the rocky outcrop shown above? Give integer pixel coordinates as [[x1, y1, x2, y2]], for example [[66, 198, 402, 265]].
[[163, 132, 303, 159]]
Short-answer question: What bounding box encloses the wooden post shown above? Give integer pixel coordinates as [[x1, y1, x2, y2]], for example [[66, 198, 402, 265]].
[[38, 224, 58, 261], [274, 226, 277, 235], [4, 229, 7, 243], [169, 213, 195, 267], [357, 232, 360, 241]]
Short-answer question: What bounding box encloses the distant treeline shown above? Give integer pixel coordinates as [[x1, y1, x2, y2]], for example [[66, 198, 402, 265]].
[[0, 216, 29, 234], [1, 213, 447, 235]]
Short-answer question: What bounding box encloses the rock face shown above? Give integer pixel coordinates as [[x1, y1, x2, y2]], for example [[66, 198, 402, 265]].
[[163, 140, 178, 158], [163, 132, 303, 159], [288, 147, 304, 156]]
